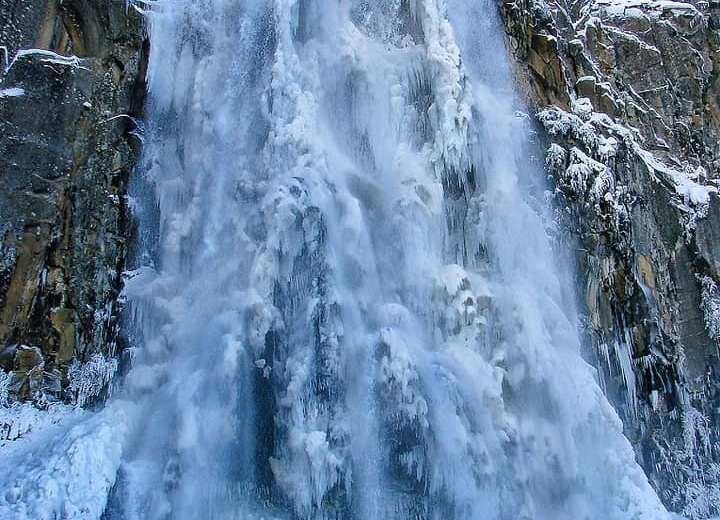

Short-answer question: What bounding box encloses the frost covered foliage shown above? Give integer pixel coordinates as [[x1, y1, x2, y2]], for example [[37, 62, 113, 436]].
[[654, 399, 720, 519], [0, 368, 69, 446], [540, 105, 632, 247], [0, 371, 39, 441], [699, 275, 720, 345], [683, 463, 720, 520], [0, 370, 9, 407], [67, 354, 118, 407], [539, 102, 716, 239]]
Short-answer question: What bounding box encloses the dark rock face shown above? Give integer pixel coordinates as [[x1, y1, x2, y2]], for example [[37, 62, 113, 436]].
[[500, 0, 720, 516], [0, 0, 146, 405]]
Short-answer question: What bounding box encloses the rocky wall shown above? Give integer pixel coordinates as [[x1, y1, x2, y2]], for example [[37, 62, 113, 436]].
[[0, 0, 146, 407], [500, 0, 720, 515]]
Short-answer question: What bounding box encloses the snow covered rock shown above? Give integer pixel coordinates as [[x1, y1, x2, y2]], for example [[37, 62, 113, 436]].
[[502, 0, 720, 515]]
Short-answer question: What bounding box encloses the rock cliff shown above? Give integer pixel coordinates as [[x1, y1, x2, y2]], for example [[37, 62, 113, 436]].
[[0, 0, 145, 407], [501, 0, 720, 515]]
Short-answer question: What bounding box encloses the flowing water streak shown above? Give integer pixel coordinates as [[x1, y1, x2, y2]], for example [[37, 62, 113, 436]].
[[0, 0, 676, 519]]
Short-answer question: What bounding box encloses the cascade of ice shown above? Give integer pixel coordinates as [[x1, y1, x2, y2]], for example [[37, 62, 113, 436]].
[[0, 0, 677, 519]]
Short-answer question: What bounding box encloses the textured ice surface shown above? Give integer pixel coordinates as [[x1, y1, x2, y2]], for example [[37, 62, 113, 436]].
[[0, 402, 129, 519], [0, 0, 675, 518]]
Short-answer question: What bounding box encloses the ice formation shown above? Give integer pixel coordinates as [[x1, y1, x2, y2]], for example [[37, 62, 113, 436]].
[[0, 0, 677, 518]]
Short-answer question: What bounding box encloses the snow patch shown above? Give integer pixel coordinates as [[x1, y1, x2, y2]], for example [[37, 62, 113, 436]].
[[0, 87, 24, 98]]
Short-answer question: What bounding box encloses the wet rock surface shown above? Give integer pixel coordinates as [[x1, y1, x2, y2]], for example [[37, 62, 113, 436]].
[[0, 0, 146, 405], [501, 0, 720, 516]]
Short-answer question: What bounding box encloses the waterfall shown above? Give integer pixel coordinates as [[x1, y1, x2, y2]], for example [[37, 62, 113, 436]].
[[0, 1, 675, 519]]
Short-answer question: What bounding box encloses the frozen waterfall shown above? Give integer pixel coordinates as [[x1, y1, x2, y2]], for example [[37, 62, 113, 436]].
[[0, 0, 676, 519]]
